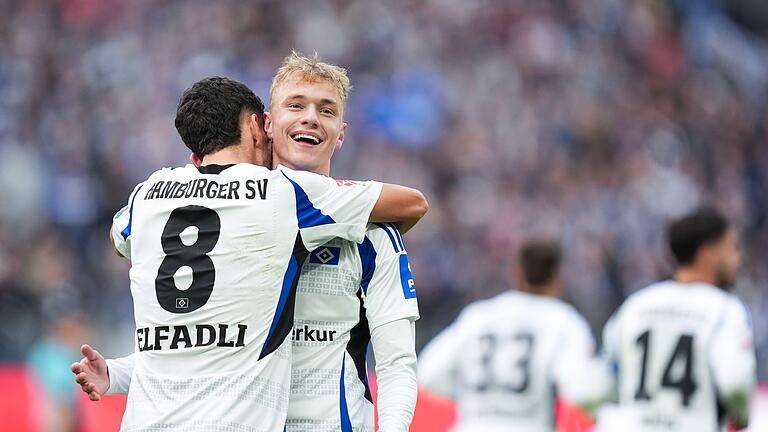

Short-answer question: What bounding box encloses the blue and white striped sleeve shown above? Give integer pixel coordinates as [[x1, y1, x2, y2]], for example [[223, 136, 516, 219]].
[[110, 182, 144, 259], [358, 223, 419, 330], [279, 167, 383, 252]]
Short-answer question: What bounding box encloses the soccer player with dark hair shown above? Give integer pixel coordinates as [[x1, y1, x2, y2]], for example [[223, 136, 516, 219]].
[[73, 75, 427, 431], [602, 207, 756, 431], [418, 238, 606, 432], [74, 54, 425, 431]]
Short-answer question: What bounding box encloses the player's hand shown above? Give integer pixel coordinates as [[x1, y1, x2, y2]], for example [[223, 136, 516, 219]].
[[71, 344, 110, 401]]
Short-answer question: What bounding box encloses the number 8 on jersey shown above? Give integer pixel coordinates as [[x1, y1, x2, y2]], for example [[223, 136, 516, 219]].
[[155, 205, 221, 313]]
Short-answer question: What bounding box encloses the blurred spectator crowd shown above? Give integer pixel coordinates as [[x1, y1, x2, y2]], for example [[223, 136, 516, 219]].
[[1, 0, 767, 411]]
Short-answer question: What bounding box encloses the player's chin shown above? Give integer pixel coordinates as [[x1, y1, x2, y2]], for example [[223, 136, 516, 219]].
[[294, 144, 320, 153], [288, 154, 323, 172], [715, 275, 736, 289]]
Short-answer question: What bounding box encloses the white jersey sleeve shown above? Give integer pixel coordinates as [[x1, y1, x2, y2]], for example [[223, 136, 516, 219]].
[[110, 182, 146, 259], [601, 312, 620, 367], [600, 311, 621, 402], [279, 167, 383, 251], [370, 319, 418, 432], [709, 298, 756, 424], [553, 310, 611, 409], [359, 224, 420, 330], [105, 354, 135, 395], [417, 322, 461, 400]]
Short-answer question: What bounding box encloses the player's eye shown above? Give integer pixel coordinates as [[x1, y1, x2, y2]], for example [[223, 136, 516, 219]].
[[287, 103, 302, 109], [320, 108, 335, 116]]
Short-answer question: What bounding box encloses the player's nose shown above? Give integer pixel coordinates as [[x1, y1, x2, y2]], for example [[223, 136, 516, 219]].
[[299, 105, 320, 128]]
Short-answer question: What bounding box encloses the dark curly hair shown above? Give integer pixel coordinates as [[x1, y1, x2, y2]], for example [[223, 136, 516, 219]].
[[668, 207, 729, 266], [175, 76, 265, 159]]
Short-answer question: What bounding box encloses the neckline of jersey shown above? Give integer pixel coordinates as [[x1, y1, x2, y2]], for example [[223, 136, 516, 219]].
[[197, 164, 236, 174]]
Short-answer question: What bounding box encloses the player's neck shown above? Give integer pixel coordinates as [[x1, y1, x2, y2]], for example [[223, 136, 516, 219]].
[[674, 267, 717, 286], [274, 159, 331, 176], [201, 145, 261, 167], [518, 285, 559, 298]]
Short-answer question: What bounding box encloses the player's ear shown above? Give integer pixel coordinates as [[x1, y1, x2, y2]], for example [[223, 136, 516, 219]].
[[335, 121, 347, 151], [264, 112, 273, 140], [550, 272, 563, 297], [190, 153, 203, 167], [248, 114, 261, 140], [695, 245, 711, 266]]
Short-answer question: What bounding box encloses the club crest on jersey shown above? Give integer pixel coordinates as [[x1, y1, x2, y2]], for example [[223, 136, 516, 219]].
[[175, 298, 189, 309], [399, 254, 416, 299], [309, 246, 341, 265]]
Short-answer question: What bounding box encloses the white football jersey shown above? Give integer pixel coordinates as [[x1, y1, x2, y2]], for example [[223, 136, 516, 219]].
[[602, 280, 756, 432], [418, 291, 599, 432], [287, 222, 420, 432], [110, 163, 382, 432]]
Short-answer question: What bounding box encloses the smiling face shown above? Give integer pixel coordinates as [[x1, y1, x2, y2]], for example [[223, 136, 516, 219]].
[[265, 76, 346, 175]]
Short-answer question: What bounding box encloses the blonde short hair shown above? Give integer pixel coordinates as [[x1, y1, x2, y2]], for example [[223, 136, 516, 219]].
[[270, 51, 352, 112]]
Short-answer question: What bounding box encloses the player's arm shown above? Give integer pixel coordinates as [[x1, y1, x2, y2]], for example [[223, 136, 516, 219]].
[[71, 345, 135, 401], [281, 169, 427, 250], [110, 182, 145, 259], [369, 184, 428, 234], [598, 312, 621, 403], [371, 319, 418, 432], [710, 298, 756, 429], [108, 230, 123, 257], [103, 353, 135, 395], [553, 311, 613, 414], [360, 225, 420, 431], [417, 322, 461, 400]]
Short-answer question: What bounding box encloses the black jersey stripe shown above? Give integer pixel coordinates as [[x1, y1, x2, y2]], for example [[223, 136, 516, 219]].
[[259, 232, 309, 360], [346, 288, 372, 402]]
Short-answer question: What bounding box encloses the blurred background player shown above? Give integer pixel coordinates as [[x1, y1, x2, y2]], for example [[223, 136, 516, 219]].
[[79, 76, 427, 431], [27, 293, 89, 432], [418, 238, 608, 432], [601, 207, 756, 432], [74, 54, 422, 432]]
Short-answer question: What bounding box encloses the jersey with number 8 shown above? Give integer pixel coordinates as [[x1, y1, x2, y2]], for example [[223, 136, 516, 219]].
[[110, 163, 382, 432], [602, 281, 756, 432]]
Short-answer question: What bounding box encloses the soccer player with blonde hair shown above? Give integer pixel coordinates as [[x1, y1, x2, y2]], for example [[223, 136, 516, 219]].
[[74, 52, 423, 432]]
